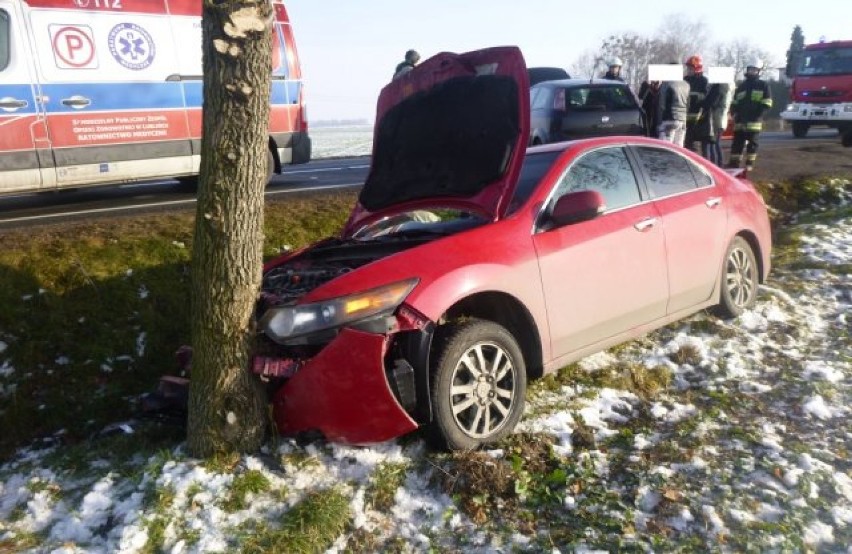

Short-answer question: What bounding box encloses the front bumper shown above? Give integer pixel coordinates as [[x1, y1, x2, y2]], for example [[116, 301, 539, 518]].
[[269, 327, 419, 445], [781, 103, 852, 124]]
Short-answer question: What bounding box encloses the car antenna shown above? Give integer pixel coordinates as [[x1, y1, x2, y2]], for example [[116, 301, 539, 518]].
[[591, 56, 602, 84]]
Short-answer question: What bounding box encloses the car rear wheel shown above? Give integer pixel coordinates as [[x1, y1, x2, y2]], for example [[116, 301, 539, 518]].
[[714, 236, 759, 318], [429, 319, 526, 451]]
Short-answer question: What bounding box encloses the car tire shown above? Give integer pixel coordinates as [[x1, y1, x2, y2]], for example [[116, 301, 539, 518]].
[[429, 318, 526, 451], [713, 236, 759, 319], [792, 122, 809, 138]]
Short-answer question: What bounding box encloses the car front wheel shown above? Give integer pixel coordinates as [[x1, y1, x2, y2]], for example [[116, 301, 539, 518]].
[[430, 319, 526, 451], [714, 236, 759, 318]]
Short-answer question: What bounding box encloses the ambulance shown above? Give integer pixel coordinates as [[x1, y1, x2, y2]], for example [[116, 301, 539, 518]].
[[0, 0, 310, 196]]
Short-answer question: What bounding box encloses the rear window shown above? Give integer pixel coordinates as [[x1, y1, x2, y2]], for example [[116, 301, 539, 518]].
[[565, 86, 637, 111], [0, 10, 9, 72], [634, 146, 699, 198]]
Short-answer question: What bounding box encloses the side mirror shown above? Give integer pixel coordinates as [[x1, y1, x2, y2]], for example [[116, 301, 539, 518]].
[[550, 190, 606, 227]]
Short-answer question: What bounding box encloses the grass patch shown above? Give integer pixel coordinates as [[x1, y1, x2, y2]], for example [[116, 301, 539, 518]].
[[365, 461, 409, 512], [239, 487, 351, 553], [0, 192, 355, 457], [221, 469, 271, 512]]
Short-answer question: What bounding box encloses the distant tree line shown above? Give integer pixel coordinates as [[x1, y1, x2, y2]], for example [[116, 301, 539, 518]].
[[568, 14, 779, 91]]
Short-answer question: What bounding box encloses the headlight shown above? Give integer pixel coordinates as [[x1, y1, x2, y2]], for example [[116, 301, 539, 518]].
[[785, 103, 798, 112], [260, 278, 418, 343], [844, 105, 852, 113]]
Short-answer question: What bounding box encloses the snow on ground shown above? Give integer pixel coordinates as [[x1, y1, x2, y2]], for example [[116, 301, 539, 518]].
[[1, 206, 850, 551], [309, 125, 373, 159]]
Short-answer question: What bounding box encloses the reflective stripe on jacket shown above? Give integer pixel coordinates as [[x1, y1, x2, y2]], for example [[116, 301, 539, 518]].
[[684, 73, 709, 122], [731, 77, 772, 128]]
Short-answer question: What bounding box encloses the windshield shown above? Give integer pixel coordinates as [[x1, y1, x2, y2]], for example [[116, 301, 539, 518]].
[[797, 47, 852, 76], [351, 208, 487, 240]]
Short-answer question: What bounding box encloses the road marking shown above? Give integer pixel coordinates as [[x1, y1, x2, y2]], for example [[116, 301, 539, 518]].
[[0, 183, 361, 225], [284, 164, 369, 174]]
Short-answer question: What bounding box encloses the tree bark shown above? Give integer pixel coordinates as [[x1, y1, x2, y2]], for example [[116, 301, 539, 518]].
[[188, 0, 273, 457]]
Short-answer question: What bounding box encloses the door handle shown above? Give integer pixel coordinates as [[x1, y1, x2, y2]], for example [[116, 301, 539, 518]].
[[705, 197, 722, 208], [0, 97, 28, 111], [634, 217, 657, 231], [61, 96, 92, 109]]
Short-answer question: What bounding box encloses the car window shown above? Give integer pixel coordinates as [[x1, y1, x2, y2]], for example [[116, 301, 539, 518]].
[[0, 10, 9, 72], [531, 87, 551, 110], [690, 162, 713, 187], [553, 147, 641, 211], [634, 146, 699, 198], [507, 150, 561, 214], [566, 86, 636, 111]]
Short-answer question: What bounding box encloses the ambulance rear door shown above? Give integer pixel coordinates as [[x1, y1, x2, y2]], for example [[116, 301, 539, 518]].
[[0, 0, 52, 194]]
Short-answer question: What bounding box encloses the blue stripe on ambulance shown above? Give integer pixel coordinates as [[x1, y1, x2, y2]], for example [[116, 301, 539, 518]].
[[0, 85, 39, 115]]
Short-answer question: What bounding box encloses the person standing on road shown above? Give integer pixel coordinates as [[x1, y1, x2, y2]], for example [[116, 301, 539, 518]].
[[393, 49, 421, 80], [638, 79, 662, 137], [705, 81, 733, 165], [656, 64, 690, 146], [728, 59, 773, 171], [683, 55, 710, 153], [602, 57, 625, 81]]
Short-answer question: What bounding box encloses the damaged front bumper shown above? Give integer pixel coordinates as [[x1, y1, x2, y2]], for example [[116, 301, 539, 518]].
[[267, 327, 417, 444], [256, 305, 436, 445]]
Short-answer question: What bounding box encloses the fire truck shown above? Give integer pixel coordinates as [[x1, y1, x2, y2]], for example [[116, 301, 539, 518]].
[[781, 39, 852, 138]]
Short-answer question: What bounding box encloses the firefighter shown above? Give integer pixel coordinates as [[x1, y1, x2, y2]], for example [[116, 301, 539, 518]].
[[602, 57, 624, 81], [393, 49, 421, 80], [728, 58, 773, 171], [683, 55, 710, 153]]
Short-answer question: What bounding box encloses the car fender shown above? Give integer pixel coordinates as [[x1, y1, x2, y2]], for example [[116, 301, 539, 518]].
[[404, 258, 552, 359]]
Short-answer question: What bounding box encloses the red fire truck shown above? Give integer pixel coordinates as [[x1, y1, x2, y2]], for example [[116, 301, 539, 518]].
[[781, 39, 852, 138]]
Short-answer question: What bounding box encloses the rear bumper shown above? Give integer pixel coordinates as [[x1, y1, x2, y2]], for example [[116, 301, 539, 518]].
[[269, 327, 418, 445]]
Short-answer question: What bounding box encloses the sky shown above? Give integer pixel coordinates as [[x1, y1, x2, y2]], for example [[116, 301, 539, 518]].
[[285, 0, 851, 122]]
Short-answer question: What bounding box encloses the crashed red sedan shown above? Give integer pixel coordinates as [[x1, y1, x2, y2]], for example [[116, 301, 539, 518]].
[[252, 47, 772, 451]]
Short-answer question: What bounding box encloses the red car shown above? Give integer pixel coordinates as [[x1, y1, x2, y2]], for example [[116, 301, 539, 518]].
[[255, 47, 772, 451]]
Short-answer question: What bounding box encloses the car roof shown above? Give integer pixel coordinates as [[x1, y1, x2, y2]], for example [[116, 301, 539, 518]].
[[531, 78, 629, 88]]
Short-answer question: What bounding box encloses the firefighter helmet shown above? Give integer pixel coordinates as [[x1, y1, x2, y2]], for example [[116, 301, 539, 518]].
[[684, 55, 703, 72], [745, 57, 763, 70], [607, 57, 623, 68]]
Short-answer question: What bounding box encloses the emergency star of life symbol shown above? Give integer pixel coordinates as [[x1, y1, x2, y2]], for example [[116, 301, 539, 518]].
[[108, 23, 155, 70]]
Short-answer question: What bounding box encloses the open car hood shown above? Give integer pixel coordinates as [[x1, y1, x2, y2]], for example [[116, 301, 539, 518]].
[[342, 46, 530, 236]]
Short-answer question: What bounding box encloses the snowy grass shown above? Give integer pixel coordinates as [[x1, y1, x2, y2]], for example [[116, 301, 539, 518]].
[[1, 175, 851, 551]]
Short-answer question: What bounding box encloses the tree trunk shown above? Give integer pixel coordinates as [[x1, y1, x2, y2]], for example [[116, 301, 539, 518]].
[[188, 0, 273, 457]]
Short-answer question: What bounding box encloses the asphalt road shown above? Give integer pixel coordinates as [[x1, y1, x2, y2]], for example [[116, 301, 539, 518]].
[[0, 128, 841, 229]]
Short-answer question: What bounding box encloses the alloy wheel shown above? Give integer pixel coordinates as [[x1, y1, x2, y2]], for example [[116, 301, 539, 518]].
[[725, 245, 756, 308], [449, 342, 517, 439]]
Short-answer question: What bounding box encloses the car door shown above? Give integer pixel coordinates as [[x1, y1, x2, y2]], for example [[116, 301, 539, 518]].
[[533, 146, 668, 359], [631, 146, 728, 314], [0, 1, 51, 193]]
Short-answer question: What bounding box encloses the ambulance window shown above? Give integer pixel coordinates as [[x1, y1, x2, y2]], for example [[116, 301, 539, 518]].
[[0, 10, 9, 72], [272, 24, 290, 78]]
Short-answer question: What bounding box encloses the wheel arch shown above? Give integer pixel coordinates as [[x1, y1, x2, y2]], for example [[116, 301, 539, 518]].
[[735, 230, 766, 283], [439, 291, 544, 380]]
